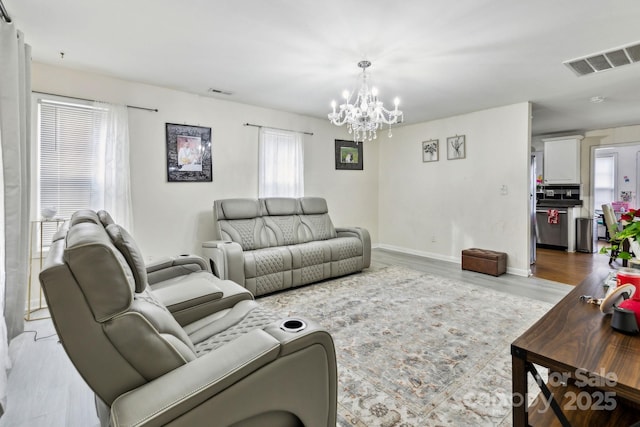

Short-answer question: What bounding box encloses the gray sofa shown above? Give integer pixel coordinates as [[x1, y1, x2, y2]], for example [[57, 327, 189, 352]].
[[40, 209, 337, 426], [202, 197, 371, 296]]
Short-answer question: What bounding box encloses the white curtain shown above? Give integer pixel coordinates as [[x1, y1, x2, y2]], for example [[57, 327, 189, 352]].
[[0, 22, 31, 411], [258, 128, 304, 198], [92, 102, 134, 232]]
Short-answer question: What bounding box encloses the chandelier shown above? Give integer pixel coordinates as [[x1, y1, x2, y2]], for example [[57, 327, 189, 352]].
[[328, 60, 403, 142]]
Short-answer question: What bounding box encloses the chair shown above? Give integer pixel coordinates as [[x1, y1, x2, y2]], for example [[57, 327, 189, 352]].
[[602, 203, 625, 265], [39, 210, 337, 427]]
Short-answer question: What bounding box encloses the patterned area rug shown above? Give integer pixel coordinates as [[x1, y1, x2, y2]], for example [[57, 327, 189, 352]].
[[259, 266, 552, 426]]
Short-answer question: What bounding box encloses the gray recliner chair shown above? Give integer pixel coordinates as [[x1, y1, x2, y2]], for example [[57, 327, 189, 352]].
[[39, 210, 337, 427]]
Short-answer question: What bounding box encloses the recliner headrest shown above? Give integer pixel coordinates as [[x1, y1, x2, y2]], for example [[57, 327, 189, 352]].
[[70, 210, 101, 226], [106, 224, 148, 293], [64, 222, 135, 322], [215, 198, 261, 220], [97, 210, 116, 227], [261, 197, 300, 216], [299, 197, 329, 215]]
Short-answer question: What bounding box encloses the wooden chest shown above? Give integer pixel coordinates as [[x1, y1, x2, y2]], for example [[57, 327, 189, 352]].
[[461, 248, 507, 276]]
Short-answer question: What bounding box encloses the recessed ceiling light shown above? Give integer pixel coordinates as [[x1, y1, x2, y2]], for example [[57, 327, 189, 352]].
[[590, 96, 605, 103]]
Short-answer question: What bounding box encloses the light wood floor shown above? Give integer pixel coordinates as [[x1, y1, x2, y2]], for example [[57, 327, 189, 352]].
[[0, 248, 574, 427]]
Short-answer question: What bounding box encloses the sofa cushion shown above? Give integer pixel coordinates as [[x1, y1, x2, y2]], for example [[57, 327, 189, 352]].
[[299, 197, 328, 214], [106, 224, 149, 293], [300, 213, 337, 241], [244, 247, 293, 295], [263, 215, 304, 246], [216, 198, 261, 220], [261, 197, 300, 216], [215, 199, 268, 250], [288, 241, 332, 285], [219, 218, 267, 251]]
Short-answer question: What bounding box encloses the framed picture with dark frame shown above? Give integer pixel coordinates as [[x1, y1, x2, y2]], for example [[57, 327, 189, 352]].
[[422, 139, 439, 162], [335, 139, 363, 170], [166, 123, 212, 182]]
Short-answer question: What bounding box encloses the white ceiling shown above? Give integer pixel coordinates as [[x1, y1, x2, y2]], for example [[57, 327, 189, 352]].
[[6, 0, 640, 135]]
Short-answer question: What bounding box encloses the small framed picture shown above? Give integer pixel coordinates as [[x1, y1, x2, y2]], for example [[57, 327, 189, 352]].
[[335, 139, 363, 170], [447, 135, 466, 160], [422, 139, 439, 162]]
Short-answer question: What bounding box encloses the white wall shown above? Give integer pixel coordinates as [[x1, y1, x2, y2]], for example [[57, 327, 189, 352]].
[[377, 102, 532, 275], [31, 63, 380, 257]]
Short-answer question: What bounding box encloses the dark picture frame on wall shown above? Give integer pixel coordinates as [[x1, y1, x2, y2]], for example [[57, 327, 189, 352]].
[[335, 139, 363, 170], [166, 123, 212, 182]]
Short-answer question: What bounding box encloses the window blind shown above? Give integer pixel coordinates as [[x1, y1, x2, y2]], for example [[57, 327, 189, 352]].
[[38, 100, 106, 247]]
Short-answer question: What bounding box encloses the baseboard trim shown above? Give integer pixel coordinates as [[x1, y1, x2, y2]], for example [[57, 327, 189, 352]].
[[374, 244, 530, 278], [375, 244, 459, 264]]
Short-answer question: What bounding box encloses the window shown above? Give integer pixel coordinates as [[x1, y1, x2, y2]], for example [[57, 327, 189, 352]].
[[594, 153, 617, 210], [36, 96, 132, 248], [258, 128, 304, 197]]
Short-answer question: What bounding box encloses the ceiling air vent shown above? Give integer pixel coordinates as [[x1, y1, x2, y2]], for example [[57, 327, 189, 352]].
[[564, 41, 640, 76]]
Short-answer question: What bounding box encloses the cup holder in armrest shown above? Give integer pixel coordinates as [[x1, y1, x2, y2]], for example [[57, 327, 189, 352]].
[[279, 318, 307, 333]]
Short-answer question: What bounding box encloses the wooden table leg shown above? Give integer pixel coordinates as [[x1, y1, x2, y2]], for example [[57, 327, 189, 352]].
[[512, 346, 528, 427]]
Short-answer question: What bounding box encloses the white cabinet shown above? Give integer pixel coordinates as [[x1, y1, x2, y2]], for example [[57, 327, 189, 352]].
[[543, 135, 583, 184]]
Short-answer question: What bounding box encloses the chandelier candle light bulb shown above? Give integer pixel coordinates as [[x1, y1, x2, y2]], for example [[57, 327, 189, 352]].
[[328, 60, 403, 143]]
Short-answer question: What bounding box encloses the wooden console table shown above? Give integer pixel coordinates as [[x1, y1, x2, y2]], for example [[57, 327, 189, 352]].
[[511, 268, 640, 426]]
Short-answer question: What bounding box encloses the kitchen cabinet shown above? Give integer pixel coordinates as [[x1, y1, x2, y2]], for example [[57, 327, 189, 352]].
[[543, 135, 583, 184]]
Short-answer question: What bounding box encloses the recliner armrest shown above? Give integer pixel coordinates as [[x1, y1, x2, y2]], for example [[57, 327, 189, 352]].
[[201, 240, 245, 286], [146, 255, 209, 285], [110, 329, 281, 427]]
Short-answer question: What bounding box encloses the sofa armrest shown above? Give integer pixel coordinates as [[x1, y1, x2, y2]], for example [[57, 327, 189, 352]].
[[146, 255, 209, 285], [336, 227, 371, 268], [201, 240, 245, 286], [110, 329, 281, 427]]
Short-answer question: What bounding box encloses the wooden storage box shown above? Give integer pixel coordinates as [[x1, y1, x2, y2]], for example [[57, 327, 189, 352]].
[[461, 248, 507, 276]]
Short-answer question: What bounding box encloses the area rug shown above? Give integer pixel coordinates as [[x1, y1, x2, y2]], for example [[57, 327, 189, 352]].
[[258, 266, 552, 426]]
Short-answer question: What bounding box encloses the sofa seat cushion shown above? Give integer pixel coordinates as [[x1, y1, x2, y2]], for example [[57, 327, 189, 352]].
[[288, 241, 332, 286], [325, 236, 365, 277], [326, 236, 363, 260], [244, 247, 293, 295]]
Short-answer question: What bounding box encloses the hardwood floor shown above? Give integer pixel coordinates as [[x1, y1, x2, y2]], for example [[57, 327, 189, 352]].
[[0, 249, 573, 427], [531, 242, 617, 285]]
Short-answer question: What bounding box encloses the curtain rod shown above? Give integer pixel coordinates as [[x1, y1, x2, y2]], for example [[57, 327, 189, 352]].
[[0, 0, 11, 23], [33, 91, 158, 112], [243, 122, 313, 136]]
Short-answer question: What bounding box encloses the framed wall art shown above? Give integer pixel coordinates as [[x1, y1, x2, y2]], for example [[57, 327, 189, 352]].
[[335, 139, 363, 170], [166, 123, 212, 182], [422, 139, 439, 162], [447, 135, 466, 160]]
